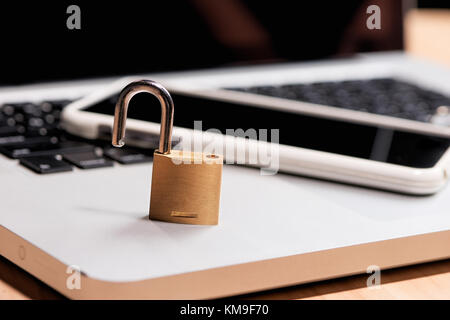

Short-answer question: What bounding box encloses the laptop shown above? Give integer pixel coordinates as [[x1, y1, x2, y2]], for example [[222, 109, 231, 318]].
[[1, 1, 450, 299]]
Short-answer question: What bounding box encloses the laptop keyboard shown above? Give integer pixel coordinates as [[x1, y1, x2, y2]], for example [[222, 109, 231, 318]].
[[228, 78, 450, 123], [0, 100, 154, 174]]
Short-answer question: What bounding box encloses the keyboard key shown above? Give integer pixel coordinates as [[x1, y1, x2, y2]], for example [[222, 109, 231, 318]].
[[25, 127, 62, 137], [104, 147, 153, 164], [1, 104, 16, 116], [0, 140, 95, 159], [0, 134, 54, 147], [39, 101, 54, 113], [22, 103, 42, 117], [28, 117, 45, 128], [0, 135, 26, 146], [14, 112, 25, 123], [20, 155, 73, 174], [63, 150, 114, 169], [0, 125, 19, 136]]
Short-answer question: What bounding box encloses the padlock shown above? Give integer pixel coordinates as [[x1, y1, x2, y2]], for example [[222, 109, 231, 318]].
[[111, 80, 223, 225]]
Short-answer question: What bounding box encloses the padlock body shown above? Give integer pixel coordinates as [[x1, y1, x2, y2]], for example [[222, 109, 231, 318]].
[[149, 150, 223, 225]]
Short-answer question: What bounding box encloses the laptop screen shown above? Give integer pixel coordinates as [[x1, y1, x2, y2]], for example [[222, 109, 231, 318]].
[[0, 1, 403, 85]]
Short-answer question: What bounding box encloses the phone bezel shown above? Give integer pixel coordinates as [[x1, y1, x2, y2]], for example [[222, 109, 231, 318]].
[[61, 77, 450, 195]]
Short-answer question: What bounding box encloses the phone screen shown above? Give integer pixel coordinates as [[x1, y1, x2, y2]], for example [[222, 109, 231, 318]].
[[84, 92, 450, 169]]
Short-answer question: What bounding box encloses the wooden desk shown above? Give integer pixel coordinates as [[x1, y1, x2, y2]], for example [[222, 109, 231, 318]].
[[1, 255, 449, 300], [1, 9, 450, 301], [405, 9, 450, 67]]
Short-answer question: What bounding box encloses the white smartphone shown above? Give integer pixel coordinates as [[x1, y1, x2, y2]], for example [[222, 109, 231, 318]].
[[62, 78, 450, 195]]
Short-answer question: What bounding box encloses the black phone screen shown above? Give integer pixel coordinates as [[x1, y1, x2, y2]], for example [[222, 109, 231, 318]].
[[84, 92, 450, 169]]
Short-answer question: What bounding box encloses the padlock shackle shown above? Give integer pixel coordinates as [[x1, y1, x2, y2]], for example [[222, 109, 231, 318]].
[[112, 80, 174, 154]]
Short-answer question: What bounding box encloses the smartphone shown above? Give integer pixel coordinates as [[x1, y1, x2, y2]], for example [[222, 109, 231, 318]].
[[62, 78, 450, 195]]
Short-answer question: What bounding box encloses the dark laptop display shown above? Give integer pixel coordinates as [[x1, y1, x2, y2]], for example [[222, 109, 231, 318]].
[[0, 1, 403, 85]]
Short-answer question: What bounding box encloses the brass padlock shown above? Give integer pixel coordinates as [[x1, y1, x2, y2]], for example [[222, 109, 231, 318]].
[[111, 80, 223, 225]]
